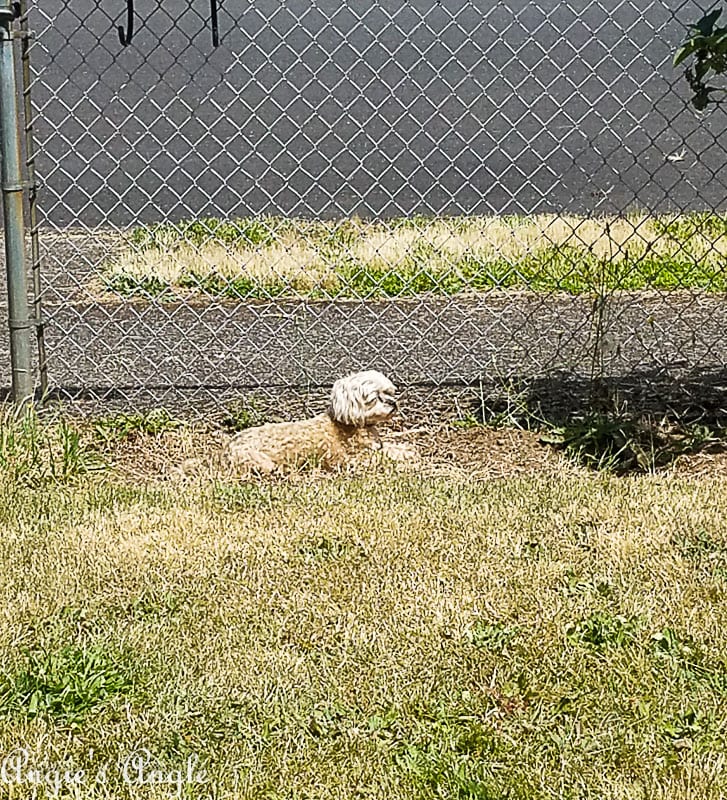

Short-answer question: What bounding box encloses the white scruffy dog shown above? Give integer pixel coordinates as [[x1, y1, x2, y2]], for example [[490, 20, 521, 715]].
[[225, 370, 399, 474]]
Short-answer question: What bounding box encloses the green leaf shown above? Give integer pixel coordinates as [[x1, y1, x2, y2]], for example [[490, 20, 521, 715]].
[[695, 59, 712, 81], [694, 8, 723, 37], [692, 86, 719, 110], [674, 42, 699, 66]]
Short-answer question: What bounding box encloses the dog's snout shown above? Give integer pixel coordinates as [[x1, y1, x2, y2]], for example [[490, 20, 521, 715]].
[[382, 395, 398, 412]]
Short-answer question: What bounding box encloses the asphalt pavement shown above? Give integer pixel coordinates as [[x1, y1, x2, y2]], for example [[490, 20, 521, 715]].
[[29, 0, 726, 224]]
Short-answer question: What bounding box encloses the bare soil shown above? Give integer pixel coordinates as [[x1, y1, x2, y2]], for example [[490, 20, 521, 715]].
[[97, 421, 727, 484]]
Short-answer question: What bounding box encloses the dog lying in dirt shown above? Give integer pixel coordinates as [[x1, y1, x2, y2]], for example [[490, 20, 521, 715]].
[[223, 370, 400, 474]]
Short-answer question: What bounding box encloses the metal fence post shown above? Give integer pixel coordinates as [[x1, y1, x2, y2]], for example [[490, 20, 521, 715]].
[[0, 1, 32, 404]]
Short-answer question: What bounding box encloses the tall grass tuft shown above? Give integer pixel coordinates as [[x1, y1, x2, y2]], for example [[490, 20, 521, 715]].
[[0, 406, 105, 485]]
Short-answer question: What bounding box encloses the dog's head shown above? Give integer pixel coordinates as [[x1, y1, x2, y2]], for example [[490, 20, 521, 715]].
[[328, 370, 398, 427]]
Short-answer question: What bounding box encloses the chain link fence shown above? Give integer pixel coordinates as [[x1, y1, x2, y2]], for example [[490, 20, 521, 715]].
[[15, 0, 727, 421]]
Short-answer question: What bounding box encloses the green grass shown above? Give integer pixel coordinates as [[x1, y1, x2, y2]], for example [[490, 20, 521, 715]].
[[541, 414, 719, 473], [100, 212, 727, 300], [0, 644, 134, 724], [2, 416, 727, 796], [652, 212, 727, 240], [0, 407, 104, 485], [92, 408, 181, 446], [221, 397, 272, 432], [129, 216, 281, 249]]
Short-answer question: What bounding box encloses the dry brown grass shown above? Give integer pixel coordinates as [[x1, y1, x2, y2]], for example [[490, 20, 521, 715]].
[[2, 415, 727, 797], [101, 213, 727, 298]]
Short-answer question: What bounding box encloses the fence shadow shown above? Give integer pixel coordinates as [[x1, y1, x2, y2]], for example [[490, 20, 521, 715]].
[[477, 367, 727, 428], [3, 367, 726, 431]]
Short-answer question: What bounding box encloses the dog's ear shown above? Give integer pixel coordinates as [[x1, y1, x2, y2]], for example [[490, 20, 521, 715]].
[[329, 375, 367, 427]]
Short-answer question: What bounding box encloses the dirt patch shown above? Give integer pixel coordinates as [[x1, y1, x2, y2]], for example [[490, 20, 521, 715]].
[[668, 446, 727, 477], [94, 415, 727, 484], [98, 421, 571, 483], [97, 425, 226, 481], [408, 424, 567, 478]]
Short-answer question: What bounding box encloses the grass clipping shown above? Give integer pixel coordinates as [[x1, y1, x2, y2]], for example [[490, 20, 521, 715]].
[[101, 212, 727, 300]]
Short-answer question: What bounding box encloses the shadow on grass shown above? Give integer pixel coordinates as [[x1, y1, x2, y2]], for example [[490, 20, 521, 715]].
[[472, 367, 727, 473]]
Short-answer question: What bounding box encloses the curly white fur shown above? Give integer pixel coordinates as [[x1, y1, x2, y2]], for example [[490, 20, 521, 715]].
[[225, 370, 398, 474]]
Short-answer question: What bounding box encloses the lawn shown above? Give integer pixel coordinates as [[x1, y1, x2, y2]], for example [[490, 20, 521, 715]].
[[1, 414, 727, 798], [99, 212, 727, 300]]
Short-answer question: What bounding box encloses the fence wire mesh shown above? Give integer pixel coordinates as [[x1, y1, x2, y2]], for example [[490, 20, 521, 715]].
[[17, 0, 727, 421]]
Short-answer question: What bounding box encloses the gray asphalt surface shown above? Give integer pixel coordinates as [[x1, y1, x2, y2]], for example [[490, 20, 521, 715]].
[[30, 289, 727, 417], [30, 0, 726, 224], [12, 1, 727, 411]]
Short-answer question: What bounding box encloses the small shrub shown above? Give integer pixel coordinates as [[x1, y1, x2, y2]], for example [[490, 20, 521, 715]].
[[102, 272, 172, 298], [222, 398, 270, 432], [178, 270, 271, 299], [674, 8, 727, 109]]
